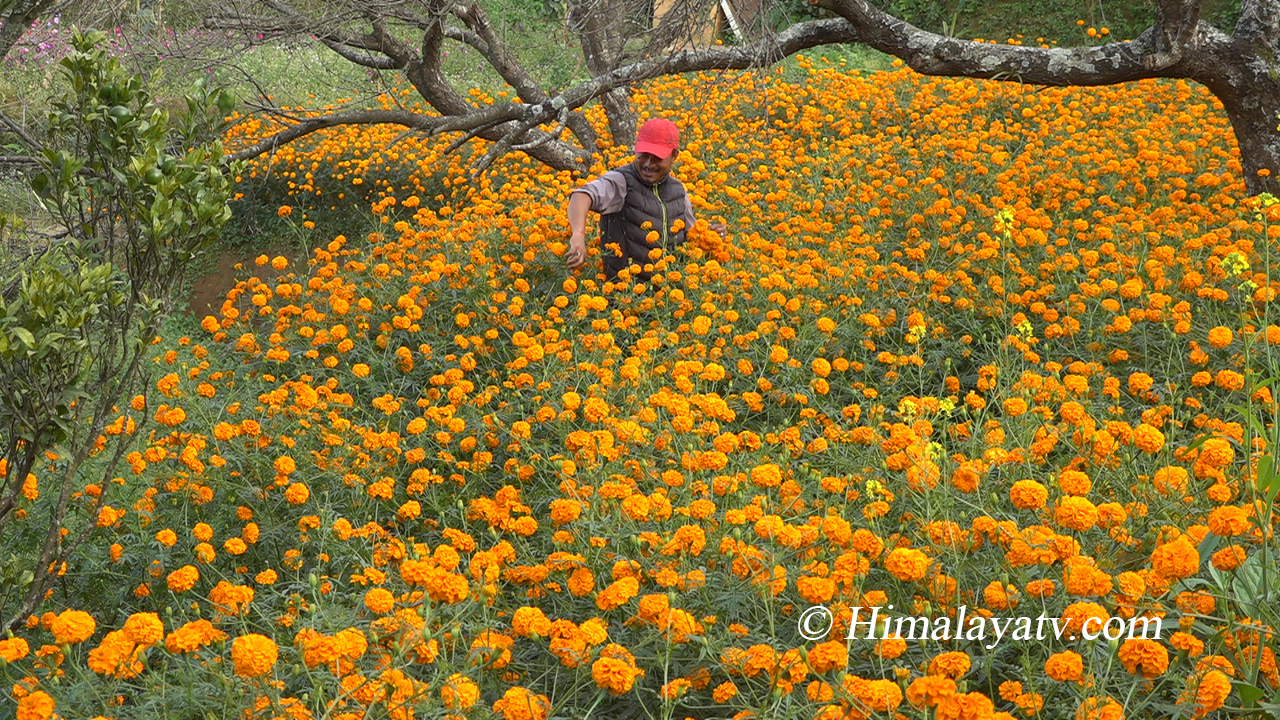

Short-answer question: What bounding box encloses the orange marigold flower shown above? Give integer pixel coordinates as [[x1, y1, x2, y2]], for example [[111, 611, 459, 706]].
[[50, 609, 96, 644], [1058, 469, 1092, 496], [15, 691, 55, 720], [906, 675, 956, 708], [1207, 505, 1252, 537], [512, 606, 553, 637], [596, 576, 640, 611], [807, 640, 848, 673], [441, 673, 480, 709], [1010, 479, 1048, 509], [935, 691, 994, 720], [1207, 326, 1233, 348], [1060, 602, 1109, 639], [87, 629, 143, 678], [122, 612, 164, 647], [750, 463, 783, 488], [166, 564, 200, 593], [1133, 423, 1165, 453], [1118, 638, 1169, 678], [1169, 631, 1205, 657], [364, 587, 396, 614], [1055, 496, 1099, 532], [1076, 696, 1125, 720], [1211, 544, 1248, 571], [232, 633, 278, 677], [0, 636, 30, 661], [1151, 535, 1200, 580], [1198, 437, 1235, 469], [1153, 465, 1189, 496], [1045, 650, 1084, 682], [928, 651, 972, 679], [492, 686, 551, 720], [285, 482, 310, 505], [591, 654, 644, 695], [274, 455, 297, 475], [884, 547, 930, 582], [1185, 669, 1231, 716], [164, 618, 227, 653]]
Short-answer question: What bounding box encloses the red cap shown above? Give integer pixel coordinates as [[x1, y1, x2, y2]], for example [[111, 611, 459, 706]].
[[634, 117, 679, 158]]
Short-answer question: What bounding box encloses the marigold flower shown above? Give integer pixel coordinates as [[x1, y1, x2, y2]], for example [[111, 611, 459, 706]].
[[906, 675, 956, 708], [1207, 326, 1233, 348], [232, 633, 279, 677], [596, 576, 640, 610], [166, 564, 200, 593], [164, 618, 227, 653], [1045, 650, 1084, 682], [364, 587, 396, 614], [592, 654, 644, 695], [1010, 479, 1048, 509], [1076, 696, 1124, 720], [935, 691, 994, 720], [806, 640, 847, 673], [1118, 638, 1169, 677], [441, 673, 479, 709], [0, 636, 30, 662], [492, 686, 551, 720], [1151, 535, 1200, 580], [928, 651, 972, 679], [122, 612, 164, 646], [50, 609, 96, 645], [1184, 669, 1231, 715], [285, 482, 310, 505], [883, 547, 931, 582], [15, 691, 55, 720], [88, 629, 143, 678], [1057, 469, 1092, 495]]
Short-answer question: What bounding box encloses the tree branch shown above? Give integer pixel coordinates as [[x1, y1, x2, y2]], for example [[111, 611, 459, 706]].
[[1236, 0, 1280, 43], [223, 105, 525, 162], [318, 37, 403, 69], [818, 0, 1206, 84], [552, 18, 861, 110], [0, 110, 42, 153]]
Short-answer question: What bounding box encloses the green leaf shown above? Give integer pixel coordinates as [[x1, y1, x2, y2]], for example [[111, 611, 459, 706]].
[[1238, 682, 1266, 707], [10, 327, 35, 349]]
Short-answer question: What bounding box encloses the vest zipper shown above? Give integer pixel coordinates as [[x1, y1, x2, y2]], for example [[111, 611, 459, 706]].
[[654, 183, 669, 250]]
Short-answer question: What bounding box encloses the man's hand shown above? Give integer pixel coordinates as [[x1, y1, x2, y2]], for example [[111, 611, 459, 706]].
[[565, 232, 588, 269], [709, 222, 728, 239]]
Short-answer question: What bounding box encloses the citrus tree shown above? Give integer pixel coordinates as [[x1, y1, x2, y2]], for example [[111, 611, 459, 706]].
[[0, 29, 238, 630]]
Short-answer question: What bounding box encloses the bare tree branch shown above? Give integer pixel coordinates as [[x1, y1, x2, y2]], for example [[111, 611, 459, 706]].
[[220, 15, 858, 171], [319, 37, 403, 69], [224, 105, 525, 162], [817, 0, 1210, 84], [0, 110, 42, 152]]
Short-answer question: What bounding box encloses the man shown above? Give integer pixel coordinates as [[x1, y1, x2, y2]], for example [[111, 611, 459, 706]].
[[565, 117, 723, 281]]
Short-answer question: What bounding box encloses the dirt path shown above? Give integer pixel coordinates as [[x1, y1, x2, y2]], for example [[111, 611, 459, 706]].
[[186, 243, 305, 317]]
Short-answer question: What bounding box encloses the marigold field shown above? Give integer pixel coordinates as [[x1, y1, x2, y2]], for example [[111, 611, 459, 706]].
[[6, 58, 1280, 720]]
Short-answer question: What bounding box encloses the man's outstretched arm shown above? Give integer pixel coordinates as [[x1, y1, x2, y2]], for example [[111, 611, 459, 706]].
[[565, 191, 594, 269]]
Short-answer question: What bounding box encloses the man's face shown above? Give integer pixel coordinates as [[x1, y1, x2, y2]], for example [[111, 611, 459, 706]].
[[634, 150, 675, 184]]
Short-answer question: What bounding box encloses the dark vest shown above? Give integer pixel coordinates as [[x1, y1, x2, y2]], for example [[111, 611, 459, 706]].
[[600, 163, 689, 281]]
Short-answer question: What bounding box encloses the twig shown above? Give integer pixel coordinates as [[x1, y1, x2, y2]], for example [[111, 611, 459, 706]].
[[0, 111, 42, 153]]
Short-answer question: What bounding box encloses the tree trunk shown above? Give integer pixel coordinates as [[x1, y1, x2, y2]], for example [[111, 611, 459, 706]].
[[1199, 4, 1280, 195], [0, 0, 58, 62], [569, 0, 638, 148], [1206, 73, 1280, 196], [598, 89, 637, 148]]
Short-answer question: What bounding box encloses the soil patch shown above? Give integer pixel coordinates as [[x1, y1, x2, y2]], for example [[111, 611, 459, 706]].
[[186, 243, 306, 317]]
